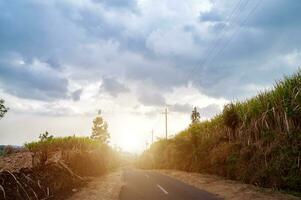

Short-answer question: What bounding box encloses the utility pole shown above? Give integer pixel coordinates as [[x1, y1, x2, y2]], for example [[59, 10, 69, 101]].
[[151, 129, 154, 144], [162, 107, 169, 139]]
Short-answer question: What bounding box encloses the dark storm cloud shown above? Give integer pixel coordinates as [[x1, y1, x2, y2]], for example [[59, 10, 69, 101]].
[[100, 77, 129, 97]]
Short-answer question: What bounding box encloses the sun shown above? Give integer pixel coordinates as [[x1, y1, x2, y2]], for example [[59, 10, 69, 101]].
[[115, 132, 145, 153]]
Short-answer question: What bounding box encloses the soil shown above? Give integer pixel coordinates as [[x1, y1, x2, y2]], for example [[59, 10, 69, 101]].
[[0, 152, 33, 172], [156, 170, 299, 200], [67, 170, 123, 200]]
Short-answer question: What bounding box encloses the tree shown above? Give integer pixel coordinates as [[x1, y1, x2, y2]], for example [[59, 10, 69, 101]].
[[39, 131, 53, 141], [0, 99, 8, 119], [191, 107, 200, 125], [91, 115, 110, 143]]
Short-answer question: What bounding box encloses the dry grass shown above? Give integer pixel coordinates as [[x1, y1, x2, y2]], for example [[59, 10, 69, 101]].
[[156, 170, 299, 200]]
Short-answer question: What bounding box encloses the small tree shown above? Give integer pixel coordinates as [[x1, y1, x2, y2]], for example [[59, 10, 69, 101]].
[[39, 131, 53, 141], [191, 107, 200, 125], [0, 99, 8, 119], [91, 115, 110, 143]]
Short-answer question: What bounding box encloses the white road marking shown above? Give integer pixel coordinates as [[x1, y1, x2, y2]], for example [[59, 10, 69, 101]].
[[145, 174, 150, 178], [157, 184, 168, 195]]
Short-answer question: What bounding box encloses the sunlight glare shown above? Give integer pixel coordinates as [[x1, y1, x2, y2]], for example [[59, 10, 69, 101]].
[[116, 132, 145, 153]]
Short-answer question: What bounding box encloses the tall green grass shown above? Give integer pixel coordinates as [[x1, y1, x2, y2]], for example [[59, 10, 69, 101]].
[[139, 70, 301, 193], [25, 136, 102, 152], [25, 136, 120, 176]]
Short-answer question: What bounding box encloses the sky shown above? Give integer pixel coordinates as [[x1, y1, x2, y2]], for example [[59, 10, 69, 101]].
[[0, 0, 301, 153]]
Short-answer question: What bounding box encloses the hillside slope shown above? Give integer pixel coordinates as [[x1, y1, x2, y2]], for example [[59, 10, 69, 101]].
[[139, 71, 301, 194]]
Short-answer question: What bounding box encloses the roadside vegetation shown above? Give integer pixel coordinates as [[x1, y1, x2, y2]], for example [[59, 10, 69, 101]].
[[25, 134, 120, 176], [24, 114, 120, 176], [0, 98, 8, 119], [139, 70, 301, 194], [0, 110, 121, 199]]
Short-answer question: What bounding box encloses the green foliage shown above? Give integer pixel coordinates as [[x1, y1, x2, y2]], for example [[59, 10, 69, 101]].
[[191, 107, 200, 125], [91, 116, 110, 143], [39, 131, 54, 141], [223, 103, 240, 130], [0, 99, 8, 119], [139, 70, 301, 193], [25, 136, 102, 153], [26, 135, 120, 175]]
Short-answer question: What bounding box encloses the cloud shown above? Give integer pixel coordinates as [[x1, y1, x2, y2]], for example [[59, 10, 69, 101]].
[[0, 0, 301, 105], [137, 91, 166, 107], [2, 0, 301, 151], [199, 104, 221, 119], [71, 89, 83, 101], [170, 103, 192, 114], [145, 26, 201, 58], [200, 11, 222, 22], [170, 103, 221, 118], [92, 0, 137, 9], [0, 54, 69, 101], [100, 77, 129, 97]]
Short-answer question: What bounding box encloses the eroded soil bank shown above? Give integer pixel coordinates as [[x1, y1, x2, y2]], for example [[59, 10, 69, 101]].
[[0, 151, 114, 200]]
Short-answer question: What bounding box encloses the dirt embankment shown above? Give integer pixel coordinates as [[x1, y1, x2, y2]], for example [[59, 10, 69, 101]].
[[67, 170, 123, 200], [0, 150, 112, 200], [0, 151, 86, 200], [156, 170, 299, 200], [0, 152, 33, 171]]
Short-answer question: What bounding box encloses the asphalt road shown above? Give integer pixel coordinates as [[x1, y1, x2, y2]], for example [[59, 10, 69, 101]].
[[120, 169, 222, 200]]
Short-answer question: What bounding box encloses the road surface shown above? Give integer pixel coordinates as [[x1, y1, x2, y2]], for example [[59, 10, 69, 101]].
[[120, 169, 222, 200]]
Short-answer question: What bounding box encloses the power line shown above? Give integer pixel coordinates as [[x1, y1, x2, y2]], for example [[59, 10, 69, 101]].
[[151, 129, 154, 144], [201, 0, 252, 69], [185, 0, 250, 81], [162, 107, 169, 139], [203, 0, 262, 72]]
